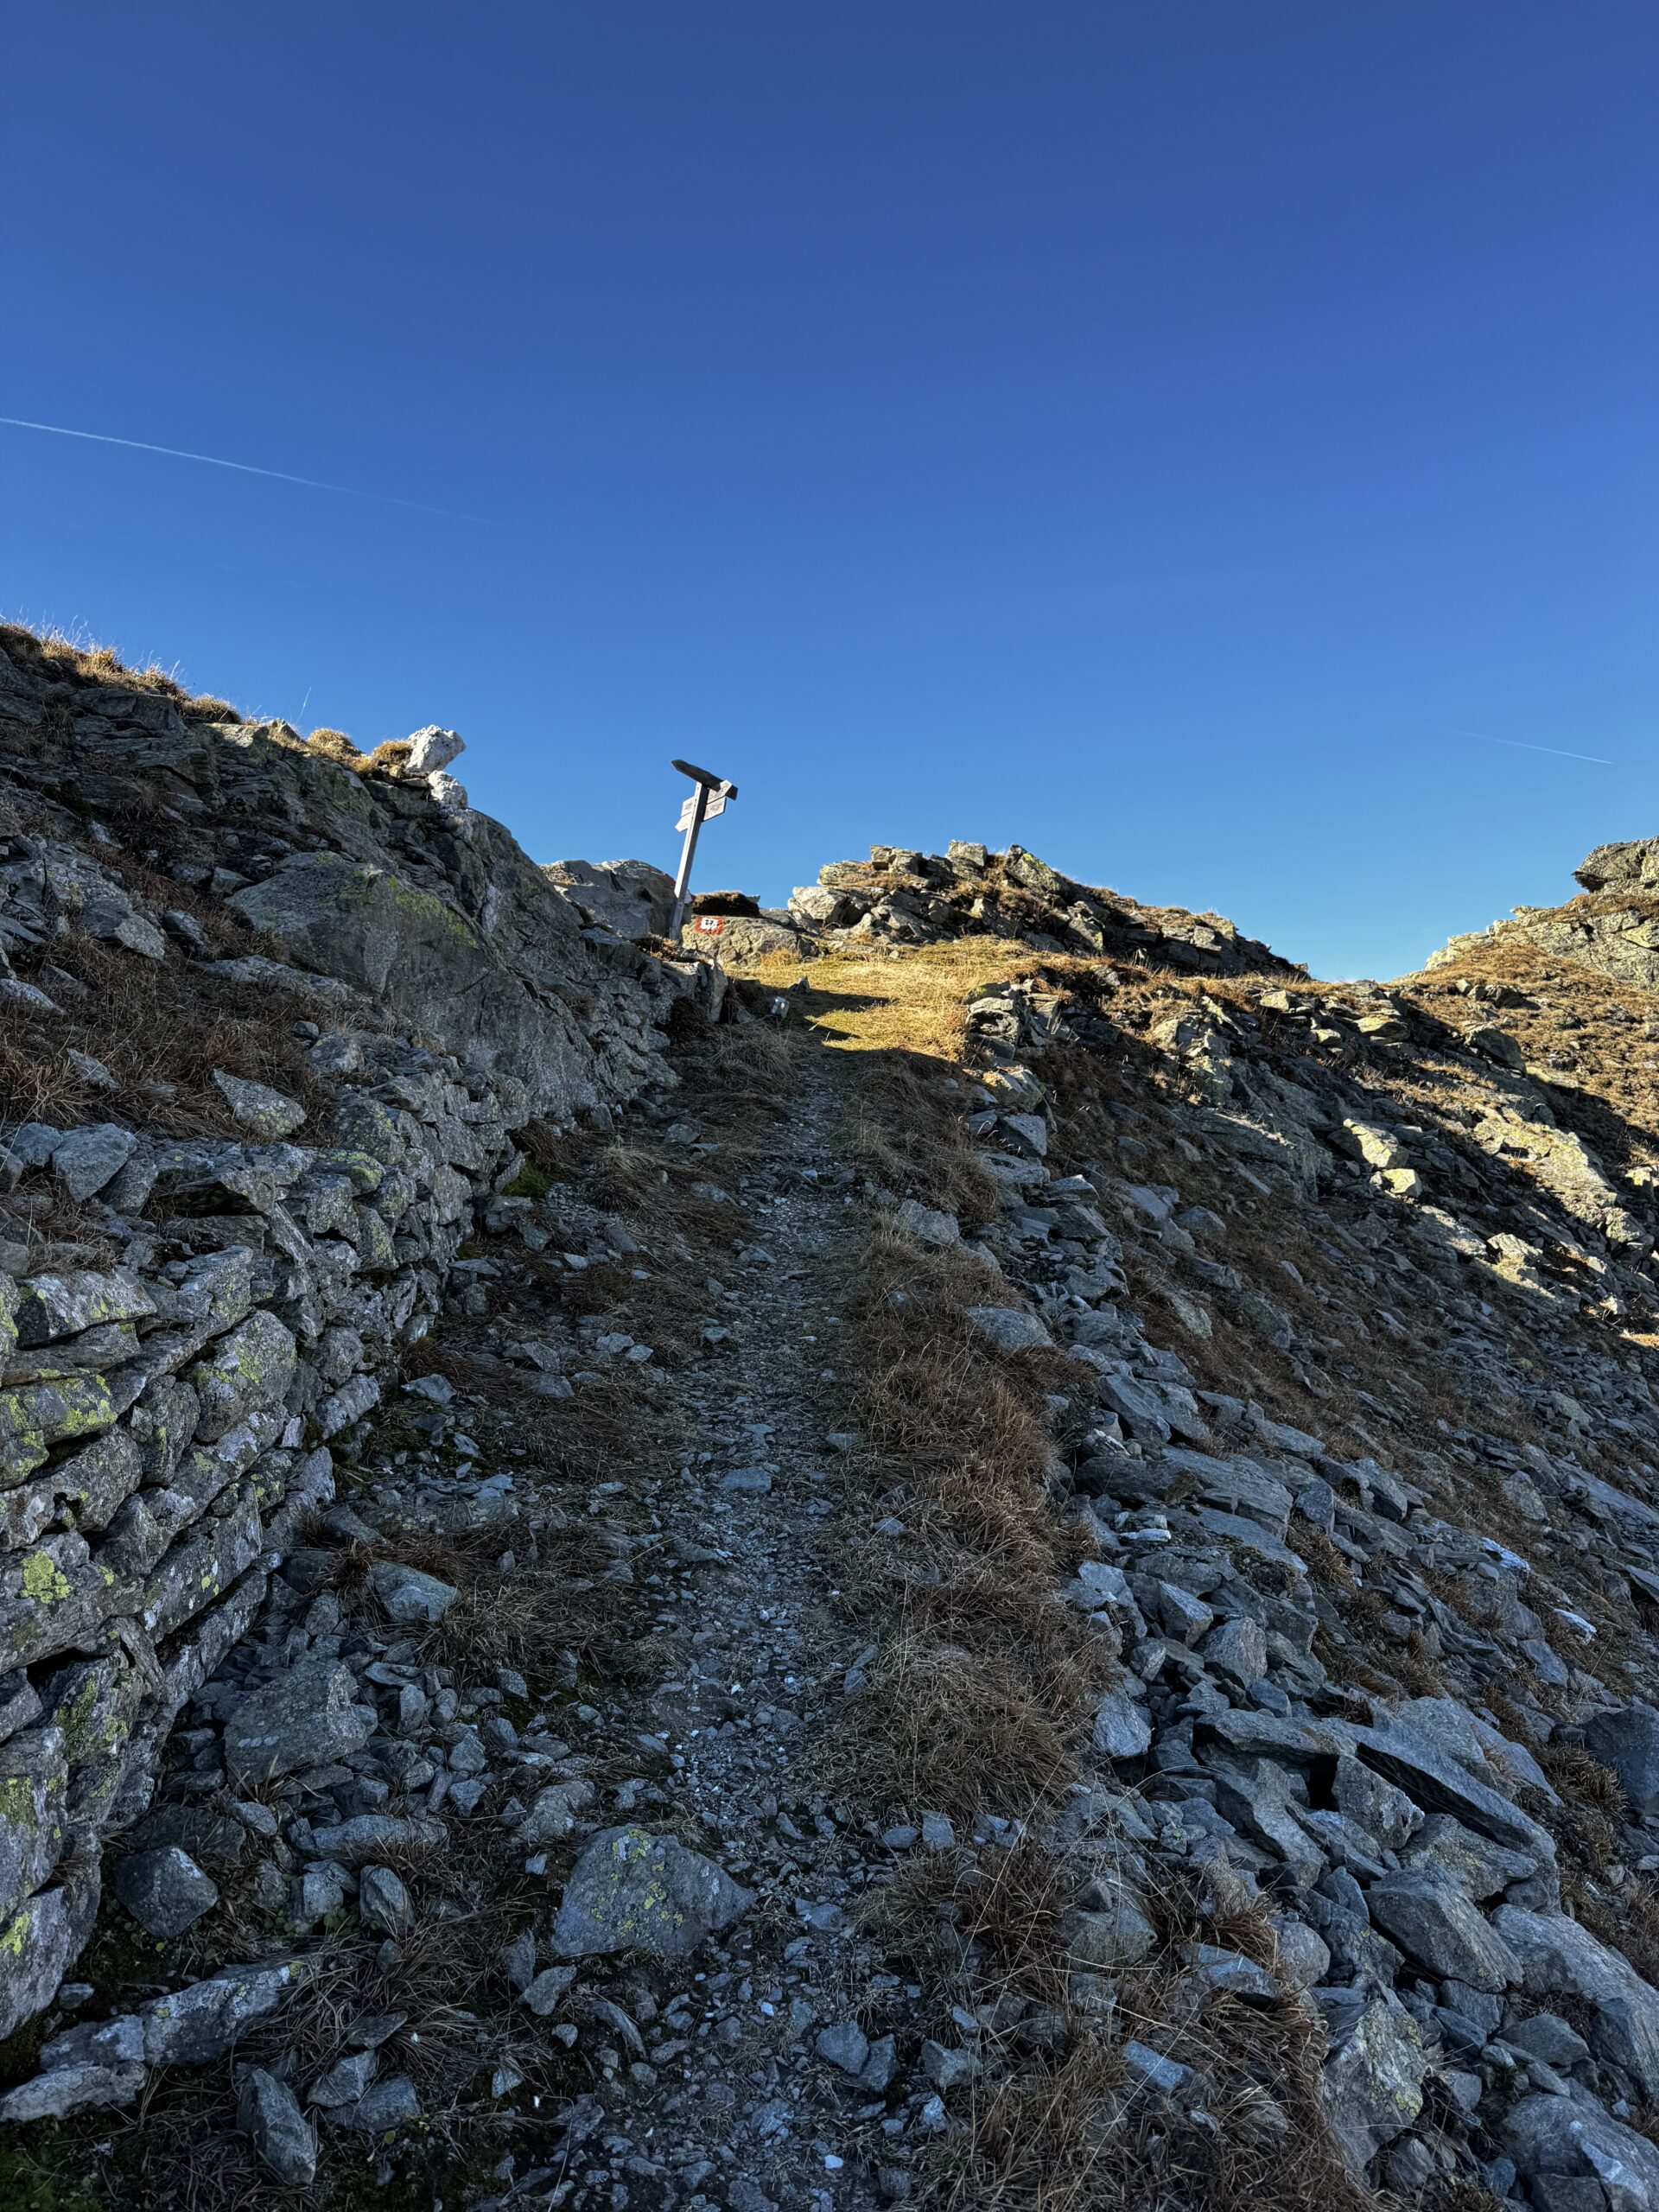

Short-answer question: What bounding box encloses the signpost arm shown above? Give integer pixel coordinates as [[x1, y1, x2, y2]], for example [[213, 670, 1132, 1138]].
[[667, 784, 711, 942]]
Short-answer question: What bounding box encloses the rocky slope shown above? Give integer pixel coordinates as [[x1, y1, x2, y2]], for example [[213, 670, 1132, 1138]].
[[0, 626, 721, 2059], [10, 636, 1659, 2212], [785, 840, 1303, 975], [1432, 835, 1659, 996]]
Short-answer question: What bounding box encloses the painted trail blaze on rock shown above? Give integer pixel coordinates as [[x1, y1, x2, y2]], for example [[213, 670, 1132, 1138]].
[[552, 1826, 754, 1962]]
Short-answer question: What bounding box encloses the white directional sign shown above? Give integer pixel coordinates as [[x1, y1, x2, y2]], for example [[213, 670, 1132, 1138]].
[[676, 790, 728, 832], [668, 760, 739, 939]]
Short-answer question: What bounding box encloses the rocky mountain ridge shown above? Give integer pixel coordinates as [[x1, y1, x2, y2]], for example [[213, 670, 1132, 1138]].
[[10, 626, 1659, 2212]]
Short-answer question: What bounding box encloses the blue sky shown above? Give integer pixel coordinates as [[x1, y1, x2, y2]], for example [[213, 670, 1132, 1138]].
[[4, 3, 1654, 979]]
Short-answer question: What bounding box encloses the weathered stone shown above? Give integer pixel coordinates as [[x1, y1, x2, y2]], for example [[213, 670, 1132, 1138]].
[[212, 1071, 307, 1140], [1400, 1813, 1537, 1901], [0, 1727, 67, 1936], [305, 1815, 444, 1866], [521, 1963, 577, 2016], [0, 1376, 119, 1483], [1091, 1689, 1152, 1761], [13, 1269, 156, 1349], [341, 2075, 421, 2133], [1332, 1756, 1422, 1853], [1199, 1615, 1268, 1684], [405, 725, 464, 774], [1583, 1704, 1659, 1816], [141, 1960, 309, 2063], [1321, 1995, 1429, 2169], [51, 1125, 136, 1201], [543, 857, 674, 941], [1122, 2041, 1191, 2096], [188, 1310, 298, 1442], [238, 2066, 318, 2185], [223, 1659, 375, 1783], [551, 1826, 753, 1962], [1503, 2091, 1659, 2208], [892, 1198, 960, 1247], [111, 1846, 219, 1939], [519, 1778, 596, 1847], [965, 1306, 1052, 1355], [1345, 1718, 1555, 1865], [366, 1560, 458, 1625], [1365, 1873, 1519, 1993], [0, 1871, 101, 2040], [1494, 1905, 1659, 2097], [816, 2020, 871, 2075], [1065, 1891, 1157, 1968], [358, 1865, 412, 1936], [1187, 1943, 1279, 1999], [309, 2048, 377, 2107], [0, 2060, 145, 2122]]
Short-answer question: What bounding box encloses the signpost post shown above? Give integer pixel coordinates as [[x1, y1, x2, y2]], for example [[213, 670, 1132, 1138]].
[[666, 758, 738, 943]]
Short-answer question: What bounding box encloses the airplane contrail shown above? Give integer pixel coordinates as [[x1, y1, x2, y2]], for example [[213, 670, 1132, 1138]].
[[0, 414, 485, 523], [1438, 723, 1612, 767]]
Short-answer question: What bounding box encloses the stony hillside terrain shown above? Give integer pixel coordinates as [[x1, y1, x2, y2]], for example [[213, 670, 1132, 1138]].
[[9, 632, 1659, 2212]]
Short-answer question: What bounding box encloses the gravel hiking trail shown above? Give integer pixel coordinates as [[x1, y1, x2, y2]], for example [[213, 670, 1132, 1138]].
[[526, 1050, 905, 2212]]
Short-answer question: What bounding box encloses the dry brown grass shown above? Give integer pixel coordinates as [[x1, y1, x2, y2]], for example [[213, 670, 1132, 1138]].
[[0, 619, 244, 719], [917, 1860, 1372, 2212], [0, 929, 338, 1141], [303, 727, 365, 766], [365, 737, 414, 772], [321, 1516, 636, 1681], [736, 938, 1043, 1061], [847, 1055, 1000, 1224]]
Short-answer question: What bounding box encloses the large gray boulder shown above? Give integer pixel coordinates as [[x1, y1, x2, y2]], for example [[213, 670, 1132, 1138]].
[[1321, 1995, 1429, 2170], [1494, 1905, 1659, 2097], [1576, 836, 1659, 893], [229, 836, 610, 1121], [543, 858, 675, 942], [552, 1827, 753, 1962], [1503, 2089, 1659, 2206], [1364, 1873, 1520, 1993], [223, 1659, 376, 1783]]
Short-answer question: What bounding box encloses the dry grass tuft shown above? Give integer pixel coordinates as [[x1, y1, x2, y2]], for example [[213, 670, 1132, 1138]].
[[0, 619, 240, 719], [181, 693, 242, 723], [316, 1516, 635, 1683], [365, 737, 415, 772], [847, 1056, 999, 1224], [303, 727, 364, 766], [924, 1859, 1372, 2212]]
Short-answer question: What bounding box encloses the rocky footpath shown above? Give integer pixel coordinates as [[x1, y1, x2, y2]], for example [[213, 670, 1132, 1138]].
[[13, 620, 1659, 2212], [0, 627, 722, 2062]]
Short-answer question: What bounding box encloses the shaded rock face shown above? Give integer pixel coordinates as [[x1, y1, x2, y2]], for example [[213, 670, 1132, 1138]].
[[0, 629, 735, 2036], [787, 842, 1300, 976]]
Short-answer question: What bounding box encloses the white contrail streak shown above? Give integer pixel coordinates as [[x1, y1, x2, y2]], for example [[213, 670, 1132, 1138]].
[[1439, 723, 1612, 767], [0, 414, 484, 522]]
